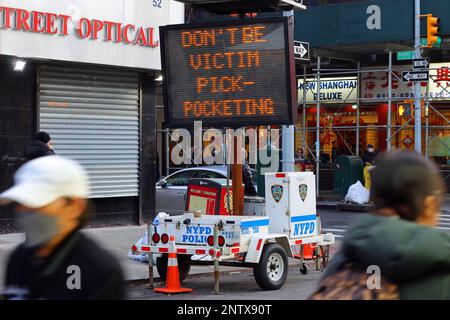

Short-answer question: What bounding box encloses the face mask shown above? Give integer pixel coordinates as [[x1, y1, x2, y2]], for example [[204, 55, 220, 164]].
[[17, 212, 60, 249], [367, 148, 374, 153]]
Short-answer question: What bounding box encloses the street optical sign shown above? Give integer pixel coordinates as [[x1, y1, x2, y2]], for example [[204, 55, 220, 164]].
[[0, 0, 184, 70], [0, 6, 159, 47], [160, 17, 296, 128]]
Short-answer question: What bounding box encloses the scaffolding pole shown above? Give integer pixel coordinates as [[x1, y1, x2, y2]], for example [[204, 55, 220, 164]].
[[387, 50, 393, 152], [316, 56, 321, 195], [165, 128, 170, 176], [426, 79, 430, 157], [356, 61, 361, 156], [303, 64, 307, 157]]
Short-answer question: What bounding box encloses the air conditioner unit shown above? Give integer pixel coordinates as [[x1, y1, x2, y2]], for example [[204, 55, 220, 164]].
[[174, 0, 306, 13]]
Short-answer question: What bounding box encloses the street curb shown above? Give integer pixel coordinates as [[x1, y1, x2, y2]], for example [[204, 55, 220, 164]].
[[317, 203, 338, 210]]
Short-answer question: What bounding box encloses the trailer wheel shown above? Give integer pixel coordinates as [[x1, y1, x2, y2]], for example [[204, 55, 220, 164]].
[[300, 263, 308, 275], [253, 243, 288, 290], [156, 254, 191, 282]]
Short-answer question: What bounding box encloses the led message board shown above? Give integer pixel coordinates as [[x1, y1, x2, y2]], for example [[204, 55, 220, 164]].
[[160, 17, 296, 128]]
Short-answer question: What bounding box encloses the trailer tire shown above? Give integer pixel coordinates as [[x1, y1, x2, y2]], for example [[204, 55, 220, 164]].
[[253, 243, 288, 290], [156, 254, 191, 282], [300, 263, 308, 275]]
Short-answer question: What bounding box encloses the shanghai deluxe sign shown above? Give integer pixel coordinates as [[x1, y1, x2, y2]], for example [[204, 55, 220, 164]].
[[160, 18, 296, 128], [0, 6, 158, 47], [298, 77, 358, 104]]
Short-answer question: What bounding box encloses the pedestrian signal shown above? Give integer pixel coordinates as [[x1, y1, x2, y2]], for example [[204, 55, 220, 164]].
[[397, 102, 413, 118]]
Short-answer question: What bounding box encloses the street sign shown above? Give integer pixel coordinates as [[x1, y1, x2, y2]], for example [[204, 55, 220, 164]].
[[402, 70, 429, 82], [413, 58, 429, 70], [294, 41, 309, 61], [397, 50, 414, 61], [160, 17, 296, 128]]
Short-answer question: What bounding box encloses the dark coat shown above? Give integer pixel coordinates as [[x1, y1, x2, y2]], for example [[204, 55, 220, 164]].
[[242, 163, 257, 196], [4, 231, 125, 300], [24, 140, 55, 161], [361, 150, 379, 165], [320, 214, 450, 299]]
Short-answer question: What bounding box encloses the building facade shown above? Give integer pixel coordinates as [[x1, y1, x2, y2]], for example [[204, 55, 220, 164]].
[[0, 0, 184, 233], [293, 0, 450, 192]]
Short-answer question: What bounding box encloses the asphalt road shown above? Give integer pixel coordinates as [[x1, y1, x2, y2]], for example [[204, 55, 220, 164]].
[[320, 208, 450, 239], [125, 208, 348, 300], [126, 207, 450, 300], [126, 263, 323, 300]]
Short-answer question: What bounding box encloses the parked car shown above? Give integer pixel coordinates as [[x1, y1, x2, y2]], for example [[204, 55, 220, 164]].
[[156, 166, 228, 215]]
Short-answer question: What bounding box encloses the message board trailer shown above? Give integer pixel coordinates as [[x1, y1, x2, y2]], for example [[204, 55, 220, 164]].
[[160, 17, 297, 128], [136, 212, 334, 291], [133, 173, 335, 291]]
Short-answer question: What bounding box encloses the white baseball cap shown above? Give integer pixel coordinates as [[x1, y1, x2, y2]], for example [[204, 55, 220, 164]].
[[0, 156, 89, 208]]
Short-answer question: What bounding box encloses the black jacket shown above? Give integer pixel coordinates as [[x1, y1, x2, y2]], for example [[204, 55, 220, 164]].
[[24, 140, 55, 161], [3, 230, 125, 300], [360, 150, 378, 165], [242, 163, 257, 196]]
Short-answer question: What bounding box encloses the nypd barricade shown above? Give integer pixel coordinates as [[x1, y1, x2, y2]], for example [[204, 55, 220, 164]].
[[133, 172, 335, 291]]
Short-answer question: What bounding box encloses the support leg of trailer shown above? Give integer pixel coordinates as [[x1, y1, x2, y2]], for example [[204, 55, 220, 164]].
[[148, 224, 154, 289], [213, 224, 221, 294]]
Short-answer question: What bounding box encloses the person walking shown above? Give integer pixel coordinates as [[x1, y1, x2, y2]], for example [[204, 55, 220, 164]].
[[360, 144, 379, 165], [24, 131, 55, 161], [0, 156, 125, 300], [360, 144, 379, 190], [310, 151, 450, 300]]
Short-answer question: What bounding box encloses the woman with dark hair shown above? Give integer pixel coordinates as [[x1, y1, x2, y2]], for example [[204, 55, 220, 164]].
[[24, 131, 55, 161], [310, 151, 450, 300]]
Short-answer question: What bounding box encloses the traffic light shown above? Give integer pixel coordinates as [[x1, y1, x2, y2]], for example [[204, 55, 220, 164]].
[[426, 14, 441, 48]]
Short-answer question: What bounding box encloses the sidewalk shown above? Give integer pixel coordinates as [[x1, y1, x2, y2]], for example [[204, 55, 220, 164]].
[[0, 225, 250, 290]]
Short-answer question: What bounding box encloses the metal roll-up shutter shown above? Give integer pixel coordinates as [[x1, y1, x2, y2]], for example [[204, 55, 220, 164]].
[[39, 64, 139, 198]]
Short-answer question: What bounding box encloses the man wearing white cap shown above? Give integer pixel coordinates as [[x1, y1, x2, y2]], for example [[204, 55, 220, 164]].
[[0, 156, 125, 300]]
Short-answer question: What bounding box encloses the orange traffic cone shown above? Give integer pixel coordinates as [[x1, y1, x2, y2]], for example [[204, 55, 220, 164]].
[[154, 235, 193, 294]]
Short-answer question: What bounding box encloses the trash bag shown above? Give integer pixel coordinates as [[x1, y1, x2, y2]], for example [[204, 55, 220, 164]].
[[127, 231, 149, 263], [127, 212, 170, 263], [344, 181, 370, 205]]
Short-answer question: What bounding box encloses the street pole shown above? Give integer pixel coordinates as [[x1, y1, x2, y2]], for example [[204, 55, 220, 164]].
[[316, 56, 321, 196], [282, 10, 295, 173], [387, 50, 393, 152], [414, 0, 422, 153], [282, 125, 295, 172]]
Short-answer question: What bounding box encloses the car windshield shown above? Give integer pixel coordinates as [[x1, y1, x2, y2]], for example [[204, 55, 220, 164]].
[[164, 169, 226, 186], [165, 170, 197, 186], [195, 170, 225, 179]]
